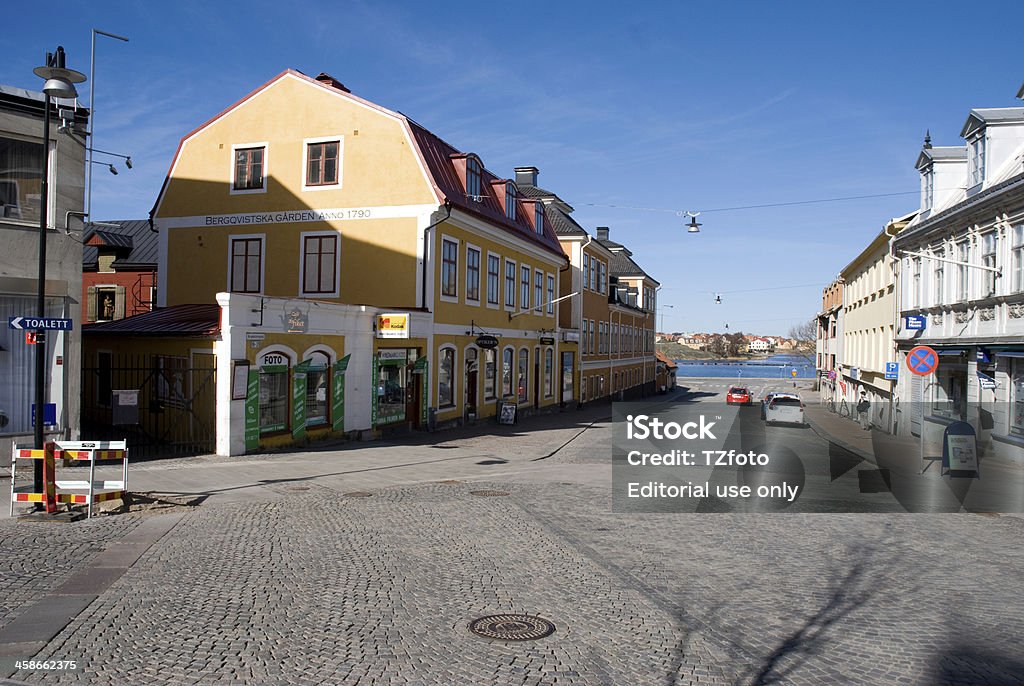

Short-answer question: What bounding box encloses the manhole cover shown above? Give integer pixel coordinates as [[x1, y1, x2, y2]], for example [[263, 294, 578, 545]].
[[343, 491, 373, 498], [470, 490, 509, 497], [468, 614, 555, 641]]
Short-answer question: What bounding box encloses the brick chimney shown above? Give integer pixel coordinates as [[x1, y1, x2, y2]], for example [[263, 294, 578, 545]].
[[596, 227, 610, 241], [314, 72, 350, 93], [514, 166, 539, 188]]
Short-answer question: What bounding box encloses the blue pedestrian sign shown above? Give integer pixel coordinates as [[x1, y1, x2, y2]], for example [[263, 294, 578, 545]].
[[885, 362, 899, 380], [8, 316, 73, 331]]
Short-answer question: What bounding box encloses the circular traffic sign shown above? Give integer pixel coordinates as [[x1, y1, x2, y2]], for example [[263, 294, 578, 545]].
[[906, 345, 938, 376]]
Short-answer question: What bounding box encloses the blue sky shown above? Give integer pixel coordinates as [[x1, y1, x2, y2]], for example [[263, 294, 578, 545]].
[[4, 1, 1023, 335]]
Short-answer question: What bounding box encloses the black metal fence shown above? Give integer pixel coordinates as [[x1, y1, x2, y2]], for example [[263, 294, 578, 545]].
[[81, 353, 217, 459]]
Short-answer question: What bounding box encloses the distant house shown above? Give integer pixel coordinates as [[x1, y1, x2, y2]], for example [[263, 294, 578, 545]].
[[655, 349, 678, 392], [748, 337, 774, 353], [82, 220, 158, 323]]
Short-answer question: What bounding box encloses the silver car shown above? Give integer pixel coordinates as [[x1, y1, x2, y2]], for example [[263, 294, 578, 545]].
[[765, 395, 805, 426]]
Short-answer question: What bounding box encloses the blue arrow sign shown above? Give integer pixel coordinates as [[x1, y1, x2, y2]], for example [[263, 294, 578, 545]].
[[8, 316, 73, 331]]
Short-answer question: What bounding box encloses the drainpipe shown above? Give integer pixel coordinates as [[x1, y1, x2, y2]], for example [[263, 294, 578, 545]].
[[420, 200, 452, 311]]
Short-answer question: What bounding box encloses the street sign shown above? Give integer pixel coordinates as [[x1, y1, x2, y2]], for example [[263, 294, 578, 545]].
[[906, 345, 938, 376], [8, 316, 73, 331], [885, 362, 899, 380], [827, 370, 836, 380], [904, 315, 926, 331]]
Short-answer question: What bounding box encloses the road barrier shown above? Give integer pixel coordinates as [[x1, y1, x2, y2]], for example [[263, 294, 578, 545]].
[[10, 440, 128, 518]]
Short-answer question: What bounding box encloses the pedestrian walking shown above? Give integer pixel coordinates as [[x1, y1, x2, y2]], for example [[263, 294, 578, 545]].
[[857, 391, 871, 430]]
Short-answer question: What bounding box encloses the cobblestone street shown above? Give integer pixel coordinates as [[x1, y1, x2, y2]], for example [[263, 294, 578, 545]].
[[3, 393, 1024, 684]]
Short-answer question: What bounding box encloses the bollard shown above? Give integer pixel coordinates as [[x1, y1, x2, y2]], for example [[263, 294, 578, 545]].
[[43, 441, 57, 513]]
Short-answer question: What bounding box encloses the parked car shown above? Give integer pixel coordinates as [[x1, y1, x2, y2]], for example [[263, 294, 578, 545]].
[[760, 391, 800, 420], [765, 395, 805, 426], [726, 386, 751, 405]]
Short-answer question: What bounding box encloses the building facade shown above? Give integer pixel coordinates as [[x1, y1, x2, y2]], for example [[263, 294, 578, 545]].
[[816, 278, 844, 398], [82, 220, 158, 323], [0, 83, 87, 456], [838, 212, 914, 431], [893, 105, 1024, 463], [86, 69, 571, 454]]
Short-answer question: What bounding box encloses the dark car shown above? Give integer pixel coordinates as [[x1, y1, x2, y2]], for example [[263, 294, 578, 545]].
[[726, 386, 751, 405]]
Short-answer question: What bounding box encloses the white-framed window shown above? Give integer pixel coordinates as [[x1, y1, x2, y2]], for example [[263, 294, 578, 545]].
[[957, 241, 970, 301], [505, 182, 516, 221], [911, 258, 922, 308], [1012, 359, 1024, 436], [546, 274, 555, 315], [486, 253, 500, 306], [300, 232, 339, 297], [231, 143, 267, 194], [520, 264, 530, 311], [583, 254, 591, 291], [923, 170, 934, 210], [598, 261, 607, 294], [1013, 225, 1024, 293], [466, 156, 482, 199], [969, 135, 986, 187], [504, 259, 516, 309], [438, 345, 456, 408], [534, 269, 543, 312], [0, 135, 48, 225], [982, 232, 997, 295], [466, 245, 481, 303], [228, 235, 264, 294], [582, 320, 588, 355], [441, 237, 458, 299], [534, 203, 544, 235], [933, 259, 944, 305], [302, 136, 344, 190]]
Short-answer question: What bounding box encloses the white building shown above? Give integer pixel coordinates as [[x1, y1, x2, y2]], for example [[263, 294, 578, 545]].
[[893, 104, 1024, 463]]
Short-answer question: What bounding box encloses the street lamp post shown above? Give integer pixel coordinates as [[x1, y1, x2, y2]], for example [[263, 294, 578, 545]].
[[32, 46, 86, 494], [86, 29, 129, 220], [659, 304, 674, 332]]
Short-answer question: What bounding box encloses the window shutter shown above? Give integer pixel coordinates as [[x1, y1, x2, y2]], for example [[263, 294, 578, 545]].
[[114, 285, 127, 320], [87, 286, 97, 322]]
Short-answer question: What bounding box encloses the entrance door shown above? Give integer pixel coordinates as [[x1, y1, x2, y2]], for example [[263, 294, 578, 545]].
[[466, 348, 478, 418]]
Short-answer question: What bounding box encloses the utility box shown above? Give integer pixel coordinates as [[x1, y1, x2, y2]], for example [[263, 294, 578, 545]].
[[112, 389, 140, 425]]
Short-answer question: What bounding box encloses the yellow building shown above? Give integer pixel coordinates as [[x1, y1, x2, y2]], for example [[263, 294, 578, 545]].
[[85, 69, 570, 454], [516, 168, 659, 403]]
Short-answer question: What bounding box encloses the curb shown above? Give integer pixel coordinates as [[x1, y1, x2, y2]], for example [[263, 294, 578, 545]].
[[805, 413, 879, 467]]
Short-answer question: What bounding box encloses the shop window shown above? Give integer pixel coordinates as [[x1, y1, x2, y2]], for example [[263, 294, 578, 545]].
[[544, 348, 554, 398], [305, 351, 330, 426], [502, 347, 513, 397], [932, 366, 966, 421], [517, 348, 529, 403], [438, 346, 455, 408], [377, 349, 409, 424], [259, 361, 289, 433], [1013, 360, 1024, 436], [484, 348, 496, 400]]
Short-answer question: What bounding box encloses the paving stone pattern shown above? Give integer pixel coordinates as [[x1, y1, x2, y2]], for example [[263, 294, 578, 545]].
[[0, 515, 142, 632]]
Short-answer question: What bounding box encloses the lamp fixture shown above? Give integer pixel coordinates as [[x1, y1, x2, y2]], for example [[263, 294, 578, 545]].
[[683, 211, 702, 234], [33, 47, 86, 99], [714, 294, 722, 304]]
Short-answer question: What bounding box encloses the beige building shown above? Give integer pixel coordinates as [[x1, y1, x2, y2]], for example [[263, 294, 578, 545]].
[[838, 211, 915, 429]]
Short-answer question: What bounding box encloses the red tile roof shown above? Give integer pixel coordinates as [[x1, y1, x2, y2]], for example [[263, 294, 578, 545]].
[[655, 349, 678, 369], [406, 121, 567, 261], [83, 304, 220, 337]]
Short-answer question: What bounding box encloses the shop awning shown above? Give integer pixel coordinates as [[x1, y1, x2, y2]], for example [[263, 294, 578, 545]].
[[995, 351, 1024, 358], [937, 349, 966, 356]]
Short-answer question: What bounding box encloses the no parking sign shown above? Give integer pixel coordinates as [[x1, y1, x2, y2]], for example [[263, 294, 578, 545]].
[[906, 345, 938, 376]]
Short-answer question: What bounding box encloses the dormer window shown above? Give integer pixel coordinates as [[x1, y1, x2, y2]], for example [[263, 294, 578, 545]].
[[466, 156, 482, 199], [969, 135, 986, 187], [505, 182, 516, 220], [534, 202, 544, 235], [923, 170, 934, 210]]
